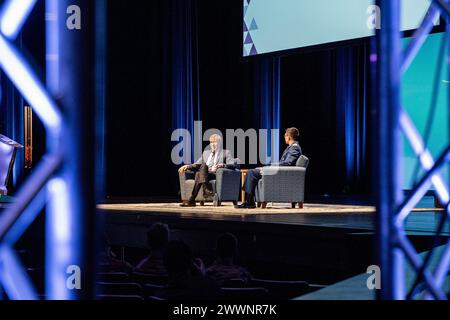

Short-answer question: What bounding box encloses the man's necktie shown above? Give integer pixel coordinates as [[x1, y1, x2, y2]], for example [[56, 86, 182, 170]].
[[208, 151, 215, 168]]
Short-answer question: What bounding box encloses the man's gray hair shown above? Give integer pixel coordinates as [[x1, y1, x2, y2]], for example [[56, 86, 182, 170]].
[[209, 134, 222, 142]]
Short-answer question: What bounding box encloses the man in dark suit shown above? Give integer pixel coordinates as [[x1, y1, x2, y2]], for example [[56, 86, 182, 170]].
[[238, 127, 302, 209], [179, 134, 236, 207]]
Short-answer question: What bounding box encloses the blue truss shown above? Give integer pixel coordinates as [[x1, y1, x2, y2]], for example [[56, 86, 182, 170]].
[[378, 0, 450, 300], [0, 0, 66, 300]]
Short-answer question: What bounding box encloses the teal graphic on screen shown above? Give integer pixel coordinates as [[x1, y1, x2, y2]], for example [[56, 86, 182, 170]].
[[243, 0, 438, 56], [402, 32, 449, 190]]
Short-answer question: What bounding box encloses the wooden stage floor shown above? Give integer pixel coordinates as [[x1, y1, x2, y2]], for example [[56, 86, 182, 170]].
[[98, 202, 447, 235]]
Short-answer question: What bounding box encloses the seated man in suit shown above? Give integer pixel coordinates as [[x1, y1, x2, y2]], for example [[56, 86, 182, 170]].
[[179, 134, 236, 207], [239, 127, 302, 209]]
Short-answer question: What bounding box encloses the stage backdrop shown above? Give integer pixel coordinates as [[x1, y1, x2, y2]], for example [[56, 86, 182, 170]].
[[402, 32, 450, 190], [243, 0, 439, 56]]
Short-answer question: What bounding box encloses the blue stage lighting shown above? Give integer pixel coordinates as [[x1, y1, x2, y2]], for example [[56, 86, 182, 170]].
[[0, 246, 37, 299], [0, 0, 67, 300], [400, 109, 450, 204], [0, 0, 37, 40], [0, 35, 61, 134]]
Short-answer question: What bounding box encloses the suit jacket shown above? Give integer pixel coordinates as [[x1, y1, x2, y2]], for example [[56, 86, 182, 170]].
[[189, 149, 237, 171], [279, 141, 302, 166]]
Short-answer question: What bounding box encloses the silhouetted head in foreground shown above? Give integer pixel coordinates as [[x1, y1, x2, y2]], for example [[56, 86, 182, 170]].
[[216, 233, 238, 263], [147, 222, 170, 253], [163, 240, 193, 276]]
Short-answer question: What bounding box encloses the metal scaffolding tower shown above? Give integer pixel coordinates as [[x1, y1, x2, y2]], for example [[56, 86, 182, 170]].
[[0, 0, 99, 300], [376, 0, 450, 300]]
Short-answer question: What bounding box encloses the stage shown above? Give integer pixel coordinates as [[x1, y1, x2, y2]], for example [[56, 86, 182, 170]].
[[99, 199, 448, 285], [98, 201, 446, 235]]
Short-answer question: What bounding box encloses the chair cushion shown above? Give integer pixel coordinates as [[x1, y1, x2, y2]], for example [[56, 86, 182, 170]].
[[296, 155, 309, 168]]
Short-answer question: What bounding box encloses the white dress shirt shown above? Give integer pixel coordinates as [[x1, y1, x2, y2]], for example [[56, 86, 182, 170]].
[[206, 151, 219, 170]]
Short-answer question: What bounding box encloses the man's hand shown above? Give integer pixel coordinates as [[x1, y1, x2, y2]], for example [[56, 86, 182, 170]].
[[178, 165, 190, 173], [211, 163, 225, 172]]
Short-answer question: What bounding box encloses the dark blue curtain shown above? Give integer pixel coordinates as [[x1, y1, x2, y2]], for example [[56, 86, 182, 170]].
[[95, 0, 107, 200], [170, 0, 201, 164], [254, 57, 281, 164], [168, 0, 281, 169], [335, 45, 370, 193], [0, 39, 25, 190]]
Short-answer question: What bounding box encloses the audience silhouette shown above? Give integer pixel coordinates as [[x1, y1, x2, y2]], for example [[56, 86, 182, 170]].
[[206, 233, 252, 285], [99, 235, 133, 273], [134, 222, 170, 276], [155, 240, 220, 300]]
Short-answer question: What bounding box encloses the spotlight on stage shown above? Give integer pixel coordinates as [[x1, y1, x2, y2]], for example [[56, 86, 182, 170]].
[[0, 134, 23, 198]]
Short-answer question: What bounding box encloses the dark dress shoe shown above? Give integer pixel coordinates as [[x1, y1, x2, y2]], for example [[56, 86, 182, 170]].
[[180, 201, 196, 207], [238, 193, 256, 209], [237, 202, 256, 209]]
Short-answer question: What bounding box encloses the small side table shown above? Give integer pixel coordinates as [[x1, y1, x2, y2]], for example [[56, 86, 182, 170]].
[[240, 169, 248, 202]]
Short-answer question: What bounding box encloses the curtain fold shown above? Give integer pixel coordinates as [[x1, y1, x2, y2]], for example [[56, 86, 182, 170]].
[[335, 45, 370, 193], [254, 57, 281, 164], [169, 0, 201, 164]]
